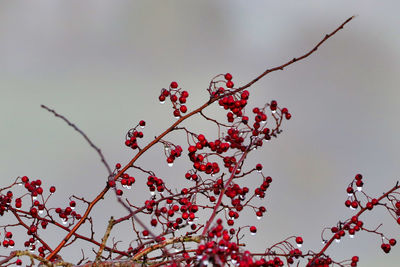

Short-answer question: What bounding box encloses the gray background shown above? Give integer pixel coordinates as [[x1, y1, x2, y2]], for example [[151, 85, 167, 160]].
[[1, 1, 399, 266]]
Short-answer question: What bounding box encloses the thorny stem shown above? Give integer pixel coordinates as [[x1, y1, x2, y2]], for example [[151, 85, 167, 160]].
[[46, 16, 355, 262]]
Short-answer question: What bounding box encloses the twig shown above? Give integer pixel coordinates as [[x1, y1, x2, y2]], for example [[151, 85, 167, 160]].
[[41, 105, 112, 176], [95, 217, 115, 262]]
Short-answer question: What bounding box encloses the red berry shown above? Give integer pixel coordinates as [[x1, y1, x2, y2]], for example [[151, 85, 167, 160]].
[[355, 174, 363, 180], [170, 81, 178, 88], [162, 89, 170, 96], [159, 95, 166, 102], [296, 236, 303, 244], [115, 163, 121, 169], [180, 105, 187, 113], [256, 164, 263, 171], [226, 80, 234, 88], [181, 91, 189, 98], [224, 73, 233, 80], [250, 226, 257, 234], [49, 186, 56, 193], [173, 109, 181, 117]]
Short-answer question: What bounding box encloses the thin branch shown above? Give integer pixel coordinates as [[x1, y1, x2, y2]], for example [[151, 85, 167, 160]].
[[41, 105, 112, 176], [95, 217, 115, 262]]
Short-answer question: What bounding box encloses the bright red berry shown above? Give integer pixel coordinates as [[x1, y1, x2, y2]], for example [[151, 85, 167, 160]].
[[170, 81, 178, 88], [224, 73, 232, 80]]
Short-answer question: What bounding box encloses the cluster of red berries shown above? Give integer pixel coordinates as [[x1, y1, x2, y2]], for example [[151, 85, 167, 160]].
[[345, 174, 365, 210], [107, 172, 136, 196], [147, 196, 199, 232], [269, 100, 291, 120], [187, 135, 221, 175], [125, 121, 145, 150], [54, 200, 81, 224], [221, 92, 248, 123], [158, 81, 189, 118], [22, 236, 48, 258], [255, 206, 267, 219], [165, 144, 183, 167], [208, 139, 230, 154], [222, 156, 240, 174], [306, 256, 332, 267], [225, 128, 246, 152], [146, 175, 165, 195], [254, 176, 272, 199], [194, 219, 271, 266], [2, 231, 15, 248], [349, 256, 360, 266], [184, 171, 199, 181], [394, 201, 400, 224], [21, 176, 45, 199], [329, 215, 396, 256], [0, 191, 12, 216], [120, 173, 136, 189], [0, 175, 87, 260], [381, 239, 396, 254]]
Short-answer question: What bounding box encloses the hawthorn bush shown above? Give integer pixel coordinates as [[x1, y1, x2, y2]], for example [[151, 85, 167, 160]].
[[1, 16, 399, 267]]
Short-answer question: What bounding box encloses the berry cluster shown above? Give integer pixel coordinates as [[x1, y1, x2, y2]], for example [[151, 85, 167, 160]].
[[193, 219, 271, 266], [2, 231, 15, 249], [0, 191, 12, 216], [146, 175, 165, 195], [164, 144, 183, 167], [254, 176, 272, 199], [125, 120, 145, 150], [107, 171, 136, 196], [188, 136, 221, 175], [159, 81, 189, 118], [0, 175, 88, 261]]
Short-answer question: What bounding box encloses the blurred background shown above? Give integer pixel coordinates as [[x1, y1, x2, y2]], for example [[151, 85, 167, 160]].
[[1, 1, 399, 266]]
